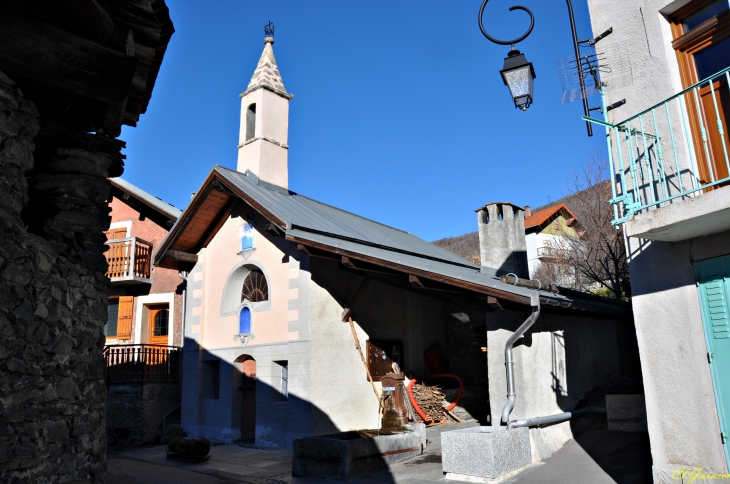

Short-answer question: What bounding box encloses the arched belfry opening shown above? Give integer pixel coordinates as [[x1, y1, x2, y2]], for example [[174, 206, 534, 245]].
[[245, 103, 256, 141]]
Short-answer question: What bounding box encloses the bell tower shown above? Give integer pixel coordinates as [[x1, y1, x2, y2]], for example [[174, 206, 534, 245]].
[[237, 22, 293, 188]]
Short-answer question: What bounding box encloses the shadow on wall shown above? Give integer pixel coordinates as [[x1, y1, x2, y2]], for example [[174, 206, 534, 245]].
[[308, 256, 491, 426], [182, 339, 400, 483], [489, 304, 642, 414]]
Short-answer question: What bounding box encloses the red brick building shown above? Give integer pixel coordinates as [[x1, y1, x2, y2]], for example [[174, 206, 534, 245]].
[[105, 177, 184, 347]]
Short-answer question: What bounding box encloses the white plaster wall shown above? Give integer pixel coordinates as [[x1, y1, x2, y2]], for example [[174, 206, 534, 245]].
[[586, 0, 700, 203], [133, 292, 175, 346], [624, 231, 730, 480], [487, 310, 622, 462], [308, 277, 380, 434], [237, 88, 290, 188], [586, 0, 730, 478]]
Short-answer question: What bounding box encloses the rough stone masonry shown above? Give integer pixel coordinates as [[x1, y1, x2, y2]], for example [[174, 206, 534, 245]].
[[0, 69, 115, 483]]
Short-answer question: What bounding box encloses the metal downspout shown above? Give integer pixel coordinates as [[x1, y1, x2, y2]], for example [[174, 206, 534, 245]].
[[501, 293, 541, 425], [507, 407, 607, 429]]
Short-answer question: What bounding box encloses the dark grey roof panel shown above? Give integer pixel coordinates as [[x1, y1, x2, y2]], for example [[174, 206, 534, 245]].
[[287, 229, 631, 314], [215, 166, 476, 268], [111, 177, 182, 220]]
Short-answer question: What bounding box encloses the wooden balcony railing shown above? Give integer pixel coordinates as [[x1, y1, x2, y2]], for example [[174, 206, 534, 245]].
[[105, 237, 152, 280], [103, 344, 181, 383]]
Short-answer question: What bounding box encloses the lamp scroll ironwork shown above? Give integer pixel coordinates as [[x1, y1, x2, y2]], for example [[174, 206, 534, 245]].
[[477, 0, 595, 136]]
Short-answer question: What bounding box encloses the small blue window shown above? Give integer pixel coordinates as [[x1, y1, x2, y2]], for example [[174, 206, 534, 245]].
[[240, 222, 254, 251], [239, 307, 251, 334]]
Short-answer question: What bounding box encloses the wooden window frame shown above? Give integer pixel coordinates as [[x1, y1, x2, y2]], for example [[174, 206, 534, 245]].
[[147, 304, 170, 344], [670, 0, 730, 185]]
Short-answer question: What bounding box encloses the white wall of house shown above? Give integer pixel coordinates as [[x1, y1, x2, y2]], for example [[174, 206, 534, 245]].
[[586, 0, 730, 479]]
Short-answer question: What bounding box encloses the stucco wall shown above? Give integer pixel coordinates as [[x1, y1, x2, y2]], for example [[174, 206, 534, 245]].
[[624, 232, 730, 479], [487, 309, 623, 462], [586, 0, 730, 479], [308, 257, 450, 434], [180, 208, 313, 448]]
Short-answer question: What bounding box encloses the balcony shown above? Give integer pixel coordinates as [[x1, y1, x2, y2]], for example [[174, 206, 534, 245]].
[[104, 344, 181, 383], [587, 66, 730, 241], [537, 246, 572, 260], [105, 237, 153, 286]]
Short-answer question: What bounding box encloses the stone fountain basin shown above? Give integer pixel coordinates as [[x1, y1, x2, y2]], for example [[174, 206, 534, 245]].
[[292, 423, 426, 481], [441, 426, 531, 480]]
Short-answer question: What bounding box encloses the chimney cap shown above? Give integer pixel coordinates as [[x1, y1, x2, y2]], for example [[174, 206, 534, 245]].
[[474, 201, 525, 213]]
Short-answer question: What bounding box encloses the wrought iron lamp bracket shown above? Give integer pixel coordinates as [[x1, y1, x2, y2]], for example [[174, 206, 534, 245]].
[[478, 0, 535, 46], [478, 0, 601, 136]]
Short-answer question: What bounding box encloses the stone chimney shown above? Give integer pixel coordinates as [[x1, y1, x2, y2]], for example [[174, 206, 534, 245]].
[[475, 202, 528, 278], [524, 205, 532, 219]]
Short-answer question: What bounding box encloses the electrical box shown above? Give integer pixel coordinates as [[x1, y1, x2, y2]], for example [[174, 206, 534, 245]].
[[367, 340, 403, 381]]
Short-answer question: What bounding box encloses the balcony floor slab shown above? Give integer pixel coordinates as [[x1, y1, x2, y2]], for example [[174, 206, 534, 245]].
[[626, 185, 730, 242]]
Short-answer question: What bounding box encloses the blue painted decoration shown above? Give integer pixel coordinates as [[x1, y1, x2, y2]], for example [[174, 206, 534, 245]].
[[240, 221, 254, 251], [239, 307, 251, 334]]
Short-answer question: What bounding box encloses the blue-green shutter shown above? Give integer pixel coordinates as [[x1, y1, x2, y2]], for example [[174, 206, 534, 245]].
[[695, 255, 730, 467]]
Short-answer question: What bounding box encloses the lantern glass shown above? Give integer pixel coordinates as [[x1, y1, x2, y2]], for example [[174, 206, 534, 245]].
[[500, 50, 536, 111]]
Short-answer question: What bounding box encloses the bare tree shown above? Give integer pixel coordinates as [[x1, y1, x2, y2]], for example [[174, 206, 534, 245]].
[[560, 153, 630, 300]]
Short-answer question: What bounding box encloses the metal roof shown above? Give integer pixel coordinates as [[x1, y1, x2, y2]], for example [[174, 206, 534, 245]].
[[155, 165, 630, 315], [215, 166, 476, 269], [110, 177, 182, 220]]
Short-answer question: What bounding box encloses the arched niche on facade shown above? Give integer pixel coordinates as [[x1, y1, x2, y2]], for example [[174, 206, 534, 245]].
[[220, 261, 272, 316]]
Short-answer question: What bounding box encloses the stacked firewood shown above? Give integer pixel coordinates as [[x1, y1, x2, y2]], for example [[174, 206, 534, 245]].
[[412, 382, 447, 422]]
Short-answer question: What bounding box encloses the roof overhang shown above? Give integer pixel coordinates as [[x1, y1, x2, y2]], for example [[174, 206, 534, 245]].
[[155, 167, 631, 316]]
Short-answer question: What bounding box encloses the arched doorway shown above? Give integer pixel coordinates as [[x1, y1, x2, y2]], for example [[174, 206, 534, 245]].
[[237, 355, 256, 441]]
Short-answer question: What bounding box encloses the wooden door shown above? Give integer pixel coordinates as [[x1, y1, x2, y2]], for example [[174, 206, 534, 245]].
[[240, 358, 256, 440], [697, 77, 730, 183], [148, 305, 169, 345], [671, 1, 730, 186]]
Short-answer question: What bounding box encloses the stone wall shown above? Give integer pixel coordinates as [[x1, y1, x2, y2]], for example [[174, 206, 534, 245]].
[[0, 70, 114, 483], [106, 382, 180, 447]]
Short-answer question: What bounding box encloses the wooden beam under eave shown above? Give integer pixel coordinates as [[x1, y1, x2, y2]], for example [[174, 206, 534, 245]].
[[0, 8, 138, 105], [341, 279, 371, 322], [64, 0, 116, 44], [409, 275, 424, 288], [166, 250, 198, 264], [341, 256, 356, 269], [199, 198, 238, 249], [487, 296, 504, 310]]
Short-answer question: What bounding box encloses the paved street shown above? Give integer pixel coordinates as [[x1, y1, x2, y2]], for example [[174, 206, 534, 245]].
[[107, 424, 651, 484]]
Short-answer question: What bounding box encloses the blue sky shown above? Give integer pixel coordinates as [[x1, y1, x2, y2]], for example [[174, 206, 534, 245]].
[[121, 0, 608, 242]]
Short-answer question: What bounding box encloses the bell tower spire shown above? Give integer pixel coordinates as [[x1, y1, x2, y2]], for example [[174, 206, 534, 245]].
[[237, 22, 293, 188]]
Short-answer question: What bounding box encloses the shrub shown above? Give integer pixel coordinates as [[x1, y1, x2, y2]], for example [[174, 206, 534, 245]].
[[161, 425, 187, 445]]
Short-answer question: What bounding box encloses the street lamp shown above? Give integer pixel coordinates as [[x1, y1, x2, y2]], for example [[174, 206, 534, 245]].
[[478, 0, 595, 136], [501, 49, 536, 111]]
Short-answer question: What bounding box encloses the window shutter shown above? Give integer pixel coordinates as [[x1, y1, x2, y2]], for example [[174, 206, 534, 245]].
[[106, 300, 119, 337], [116, 296, 134, 340]]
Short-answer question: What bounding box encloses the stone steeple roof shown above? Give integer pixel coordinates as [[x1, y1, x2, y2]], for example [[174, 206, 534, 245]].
[[241, 37, 293, 100]]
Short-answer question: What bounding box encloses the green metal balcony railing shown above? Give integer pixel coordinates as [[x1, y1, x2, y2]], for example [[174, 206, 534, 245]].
[[585, 65, 730, 227]]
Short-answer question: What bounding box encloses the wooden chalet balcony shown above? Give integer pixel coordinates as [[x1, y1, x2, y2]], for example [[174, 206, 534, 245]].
[[104, 237, 153, 286], [103, 344, 181, 383]]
